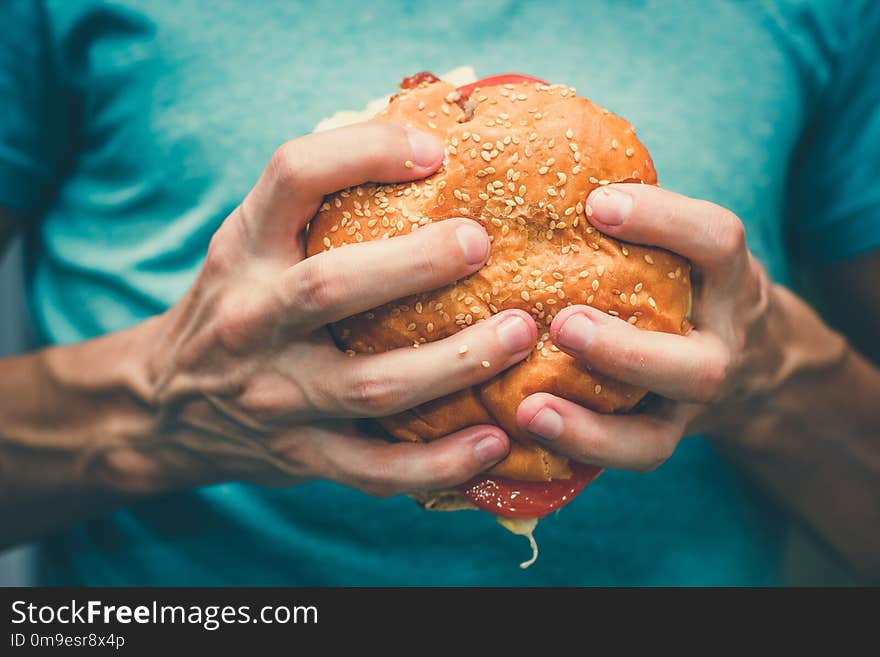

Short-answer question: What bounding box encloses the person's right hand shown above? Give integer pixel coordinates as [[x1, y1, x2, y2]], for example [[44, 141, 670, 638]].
[[110, 122, 537, 497]]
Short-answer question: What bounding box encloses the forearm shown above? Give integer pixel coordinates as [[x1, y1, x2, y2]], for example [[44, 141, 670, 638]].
[[711, 285, 880, 580], [0, 316, 201, 548]]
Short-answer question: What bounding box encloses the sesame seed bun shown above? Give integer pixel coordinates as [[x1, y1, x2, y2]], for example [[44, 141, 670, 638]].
[[306, 75, 691, 484]]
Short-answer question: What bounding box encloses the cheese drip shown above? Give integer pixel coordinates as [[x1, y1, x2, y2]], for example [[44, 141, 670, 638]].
[[497, 517, 539, 569]]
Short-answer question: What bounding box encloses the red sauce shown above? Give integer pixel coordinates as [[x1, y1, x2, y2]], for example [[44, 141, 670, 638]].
[[457, 73, 549, 99], [390, 71, 442, 103], [459, 462, 602, 519], [400, 71, 441, 89]]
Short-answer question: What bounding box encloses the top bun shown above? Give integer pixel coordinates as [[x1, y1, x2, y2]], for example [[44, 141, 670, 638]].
[[307, 75, 691, 482]]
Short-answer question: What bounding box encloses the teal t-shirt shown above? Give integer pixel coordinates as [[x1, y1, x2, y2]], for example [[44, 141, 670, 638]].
[[2, 0, 879, 585]]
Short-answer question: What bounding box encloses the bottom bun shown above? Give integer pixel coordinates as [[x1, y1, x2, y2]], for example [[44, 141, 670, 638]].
[[409, 489, 477, 512], [378, 388, 573, 482]]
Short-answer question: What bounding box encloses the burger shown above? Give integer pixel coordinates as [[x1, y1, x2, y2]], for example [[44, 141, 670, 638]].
[[307, 72, 691, 566]]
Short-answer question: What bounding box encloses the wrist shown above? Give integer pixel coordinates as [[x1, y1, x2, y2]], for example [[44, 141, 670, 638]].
[[704, 283, 848, 442], [766, 284, 849, 391], [37, 317, 180, 495]]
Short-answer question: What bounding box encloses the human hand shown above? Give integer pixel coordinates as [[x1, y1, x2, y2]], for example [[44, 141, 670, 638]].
[[517, 183, 792, 471], [130, 123, 539, 495]]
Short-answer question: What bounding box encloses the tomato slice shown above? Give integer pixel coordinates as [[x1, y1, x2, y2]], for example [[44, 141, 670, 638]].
[[459, 462, 602, 519], [457, 73, 549, 99]]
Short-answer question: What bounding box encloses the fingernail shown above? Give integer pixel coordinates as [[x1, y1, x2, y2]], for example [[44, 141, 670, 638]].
[[496, 314, 533, 353], [405, 126, 444, 167], [474, 434, 508, 463], [587, 187, 632, 226], [556, 312, 593, 351], [528, 408, 563, 441], [455, 220, 490, 265]]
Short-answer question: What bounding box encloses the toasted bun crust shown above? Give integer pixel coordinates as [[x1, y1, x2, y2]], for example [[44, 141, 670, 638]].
[[307, 77, 691, 481]]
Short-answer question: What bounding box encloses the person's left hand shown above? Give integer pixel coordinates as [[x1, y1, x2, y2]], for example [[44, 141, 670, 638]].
[[516, 183, 793, 472]]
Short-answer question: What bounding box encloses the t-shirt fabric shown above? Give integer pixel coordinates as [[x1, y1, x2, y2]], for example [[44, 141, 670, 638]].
[[2, 0, 879, 585]]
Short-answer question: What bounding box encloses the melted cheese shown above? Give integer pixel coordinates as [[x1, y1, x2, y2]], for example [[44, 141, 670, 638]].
[[497, 516, 540, 569]]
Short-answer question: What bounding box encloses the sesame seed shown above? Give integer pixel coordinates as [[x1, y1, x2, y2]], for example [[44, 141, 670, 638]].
[[594, 384, 602, 394], [481, 360, 491, 368], [565, 128, 574, 139], [459, 345, 469, 355], [404, 160, 414, 169], [625, 147, 635, 157], [585, 204, 593, 217], [634, 282, 643, 293], [322, 236, 331, 248]]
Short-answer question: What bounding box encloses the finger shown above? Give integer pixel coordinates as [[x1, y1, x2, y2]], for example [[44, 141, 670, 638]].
[[550, 305, 730, 403], [281, 218, 489, 330], [315, 424, 510, 497], [585, 183, 748, 273], [242, 122, 444, 252], [312, 310, 538, 418], [517, 393, 688, 472]]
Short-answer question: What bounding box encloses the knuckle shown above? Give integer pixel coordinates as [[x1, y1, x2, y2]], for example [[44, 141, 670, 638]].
[[713, 212, 746, 262], [212, 296, 260, 354], [693, 349, 731, 402], [408, 239, 440, 281], [341, 365, 402, 416], [424, 452, 468, 488], [353, 458, 404, 498], [237, 375, 309, 425], [291, 259, 344, 313], [639, 437, 676, 473], [204, 227, 238, 274], [269, 140, 308, 189]]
